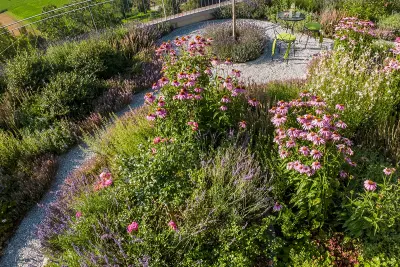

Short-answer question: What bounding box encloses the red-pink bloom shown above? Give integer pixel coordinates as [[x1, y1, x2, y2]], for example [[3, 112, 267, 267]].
[[231, 69, 241, 78], [383, 167, 396, 175], [220, 105, 228, 111], [286, 140, 296, 148], [313, 136, 326, 146], [335, 104, 345, 111], [152, 82, 159, 90], [335, 120, 347, 129], [187, 121, 199, 131], [248, 98, 259, 107], [239, 121, 247, 129], [279, 150, 289, 159], [224, 58, 233, 65], [271, 114, 287, 127], [158, 77, 169, 86], [194, 87, 203, 93], [339, 170, 348, 178], [153, 136, 162, 144], [156, 108, 167, 118], [168, 220, 178, 231], [171, 80, 180, 87], [273, 202, 282, 212], [194, 94, 202, 100], [146, 113, 156, 121], [299, 146, 310, 156], [103, 179, 113, 187], [127, 221, 139, 233], [158, 100, 165, 107], [364, 180, 377, 191], [311, 161, 322, 170], [177, 72, 187, 80], [144, 93, 156, 104], [311, 149, 323, 160], [221, 96, 231, 103], [100, 171, 112, 180], [76, 211, 82, 218]]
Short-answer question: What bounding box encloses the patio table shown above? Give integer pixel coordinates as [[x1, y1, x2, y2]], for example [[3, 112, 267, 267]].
[[277, 11, 306, 34]]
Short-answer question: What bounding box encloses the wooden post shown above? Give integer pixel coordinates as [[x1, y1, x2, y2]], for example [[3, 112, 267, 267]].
[[232, 0, 236, 39]]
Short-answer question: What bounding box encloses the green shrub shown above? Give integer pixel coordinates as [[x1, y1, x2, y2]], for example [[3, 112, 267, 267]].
[[378, 13, 400, 35], [341, 0, 392, 20], [204, 21, 267, 63]]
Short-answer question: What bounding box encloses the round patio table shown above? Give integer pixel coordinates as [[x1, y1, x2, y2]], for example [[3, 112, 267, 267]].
[[277, 11, 306, 34]]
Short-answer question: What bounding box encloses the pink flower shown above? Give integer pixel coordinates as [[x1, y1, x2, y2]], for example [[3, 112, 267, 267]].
[[311, 149, 323, 160], [187, 121, 199, 131], [177, 72, 187, 80], [103, 179, 113, 187], [364, 180, 377, 191], [144, 93, 156, 104], [205, 68, 212, 76], [224, 58, 233, 65], [279, 150, 289, 159], [171, 80, 180, 87], [146, 113, 156, 121], [221, 96, 231, 103], [194, 94, 202, 100], [211, 57, 219, 66], [248, 98, 259, 107], [168, 220, 178, 231], [151, 147, 157, 155], [76, 211, 82, 218], [383, 167, 396, 175], [223, 79, 233, 90], [99, 171, 112, 180], [271, 114, 287, 127], [239, 121, 247, 129], [231, 69, 241, 78], [313, 136, 325, 146], [335, 120, 347, 129], [335, 104, 345, 111], [299, 146, 310, 156], [158, 77, 169, 86], [158, 100, 166, 107], [152, 82, 160, 90], [156, 108, 167, 118], [153, 136, 162, 144], [175, 91, 187, 100], [339, 170, 348, 178], [311, 161, 322, 170], [286, 140, 296, 148], [194, 87, 203, 93], [273, 202, 282, 212], [127, 221, 139, 233], [220, 105, 228, 111]]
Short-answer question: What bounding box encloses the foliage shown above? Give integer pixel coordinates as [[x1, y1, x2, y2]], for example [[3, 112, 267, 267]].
[[307, 49, 399, 132], [340, 0, 396, 21], [204, 21, 267, 63], [319, 8, 347, 37], [378, 13, 400, 33]]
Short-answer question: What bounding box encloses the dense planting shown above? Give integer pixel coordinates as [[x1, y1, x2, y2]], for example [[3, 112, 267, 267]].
[[0, 23, 171, 253], [36, 28, 400, 265]]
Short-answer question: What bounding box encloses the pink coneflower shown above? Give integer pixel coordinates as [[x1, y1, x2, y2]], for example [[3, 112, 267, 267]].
[[311, 149, 323, 160], [315, 109, 323, 115], [273, 202, 282, 212], [127, 221, 139, 233], [194, 94, 202, 100], [306, 132, 318, 142], [311, 161, 322, 170], [220, 105, 228, 111], [331, 133, 341, 141], [313, 136, 325, 146], [339, 170, 348, 178], [168, 220, 178, 231], [299, 146, 310, 156], [146, 113, 156, 121], [153, 136, 162, 144], [221, 96, 231, 103], [276, 105, 288, 115], [187, 121, 199, 131], [271, 114, 287, 127], [239, 121, 247, 129], [177, 72, 187, 80], [345, 157, 357, 167], [335, 104, 345, 111], [364, 180, 377, 191], [345, 147, 354, 156], [100, 171, 112, 180], [342, 138, 353, 146], [152, 82, 160, 90], [312, 118, 325, 128], [319, 127, 332, 139], [383, 167, 396, 175], [299, 90, 311, 97], [335, 120, 347, 129], [158, 100, 165, 107], [231, 69, 241, 78], [224, 58, 233, 65], [144, 93, 156, 104], [194, 87, 203, 93], [223, 79, 233, 90], [248, 98, 259, 107], [286, 140, 296, 148], [205, 68, 212, 75], [76, 211, 82, 218], [156, 108, 167, 118], [158, 77, 169, 86], [211, 57, 219, 66], [185, 80, 196, 87], [103, 179, 113, 187], [322, 114, 332, 123], [279, 150, 289, 159], [175, 91, 187, 100], [287, 162, 295, 170], [171, 80, 180, 87]]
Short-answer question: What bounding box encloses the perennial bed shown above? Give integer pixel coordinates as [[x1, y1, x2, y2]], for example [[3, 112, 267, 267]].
[[37, 27, 400, 266]]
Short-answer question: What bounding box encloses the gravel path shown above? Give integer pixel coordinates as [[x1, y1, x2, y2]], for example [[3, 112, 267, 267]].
[[161, 19, 333, 84], [0, 90, 149, 267], [0, 19, 332, 267]]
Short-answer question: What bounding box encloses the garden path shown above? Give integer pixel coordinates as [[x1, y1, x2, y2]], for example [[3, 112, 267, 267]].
[[0, 19, 332, 267]]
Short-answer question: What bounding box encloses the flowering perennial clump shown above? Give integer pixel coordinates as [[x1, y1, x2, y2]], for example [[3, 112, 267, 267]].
[[94, 171, 113, 191], [334, 17, 376, 48], [143, 35, 257, 136], [383, 37, 400, 72], [270, 91, 355, 224]]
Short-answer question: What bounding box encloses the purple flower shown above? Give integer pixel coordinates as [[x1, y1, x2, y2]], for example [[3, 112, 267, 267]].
[[220, 105, 228, 111], [273, 202, 282, 212]]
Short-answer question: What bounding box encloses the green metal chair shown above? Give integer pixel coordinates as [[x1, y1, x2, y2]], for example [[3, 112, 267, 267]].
[[302, 22, 323, 49], [271, 29, 297, 63]]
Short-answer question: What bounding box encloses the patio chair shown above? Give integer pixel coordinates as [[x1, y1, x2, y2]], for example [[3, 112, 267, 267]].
[[271, 26, 296, 63], [301, 22, 323, 49]]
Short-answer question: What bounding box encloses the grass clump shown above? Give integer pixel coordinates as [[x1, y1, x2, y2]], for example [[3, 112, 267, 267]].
[[204, 21, 267, 63]]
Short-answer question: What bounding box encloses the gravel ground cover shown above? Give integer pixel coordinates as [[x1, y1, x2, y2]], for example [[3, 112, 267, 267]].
[[0, 19, 332, 267]]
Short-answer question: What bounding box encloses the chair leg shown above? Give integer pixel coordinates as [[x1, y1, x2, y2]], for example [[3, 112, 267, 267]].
[[293, 42, 296, 57], [304, 34, 310, 49]]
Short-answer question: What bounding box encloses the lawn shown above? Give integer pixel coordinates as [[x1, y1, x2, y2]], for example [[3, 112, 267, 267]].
[[0, 0, 71, 20]]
